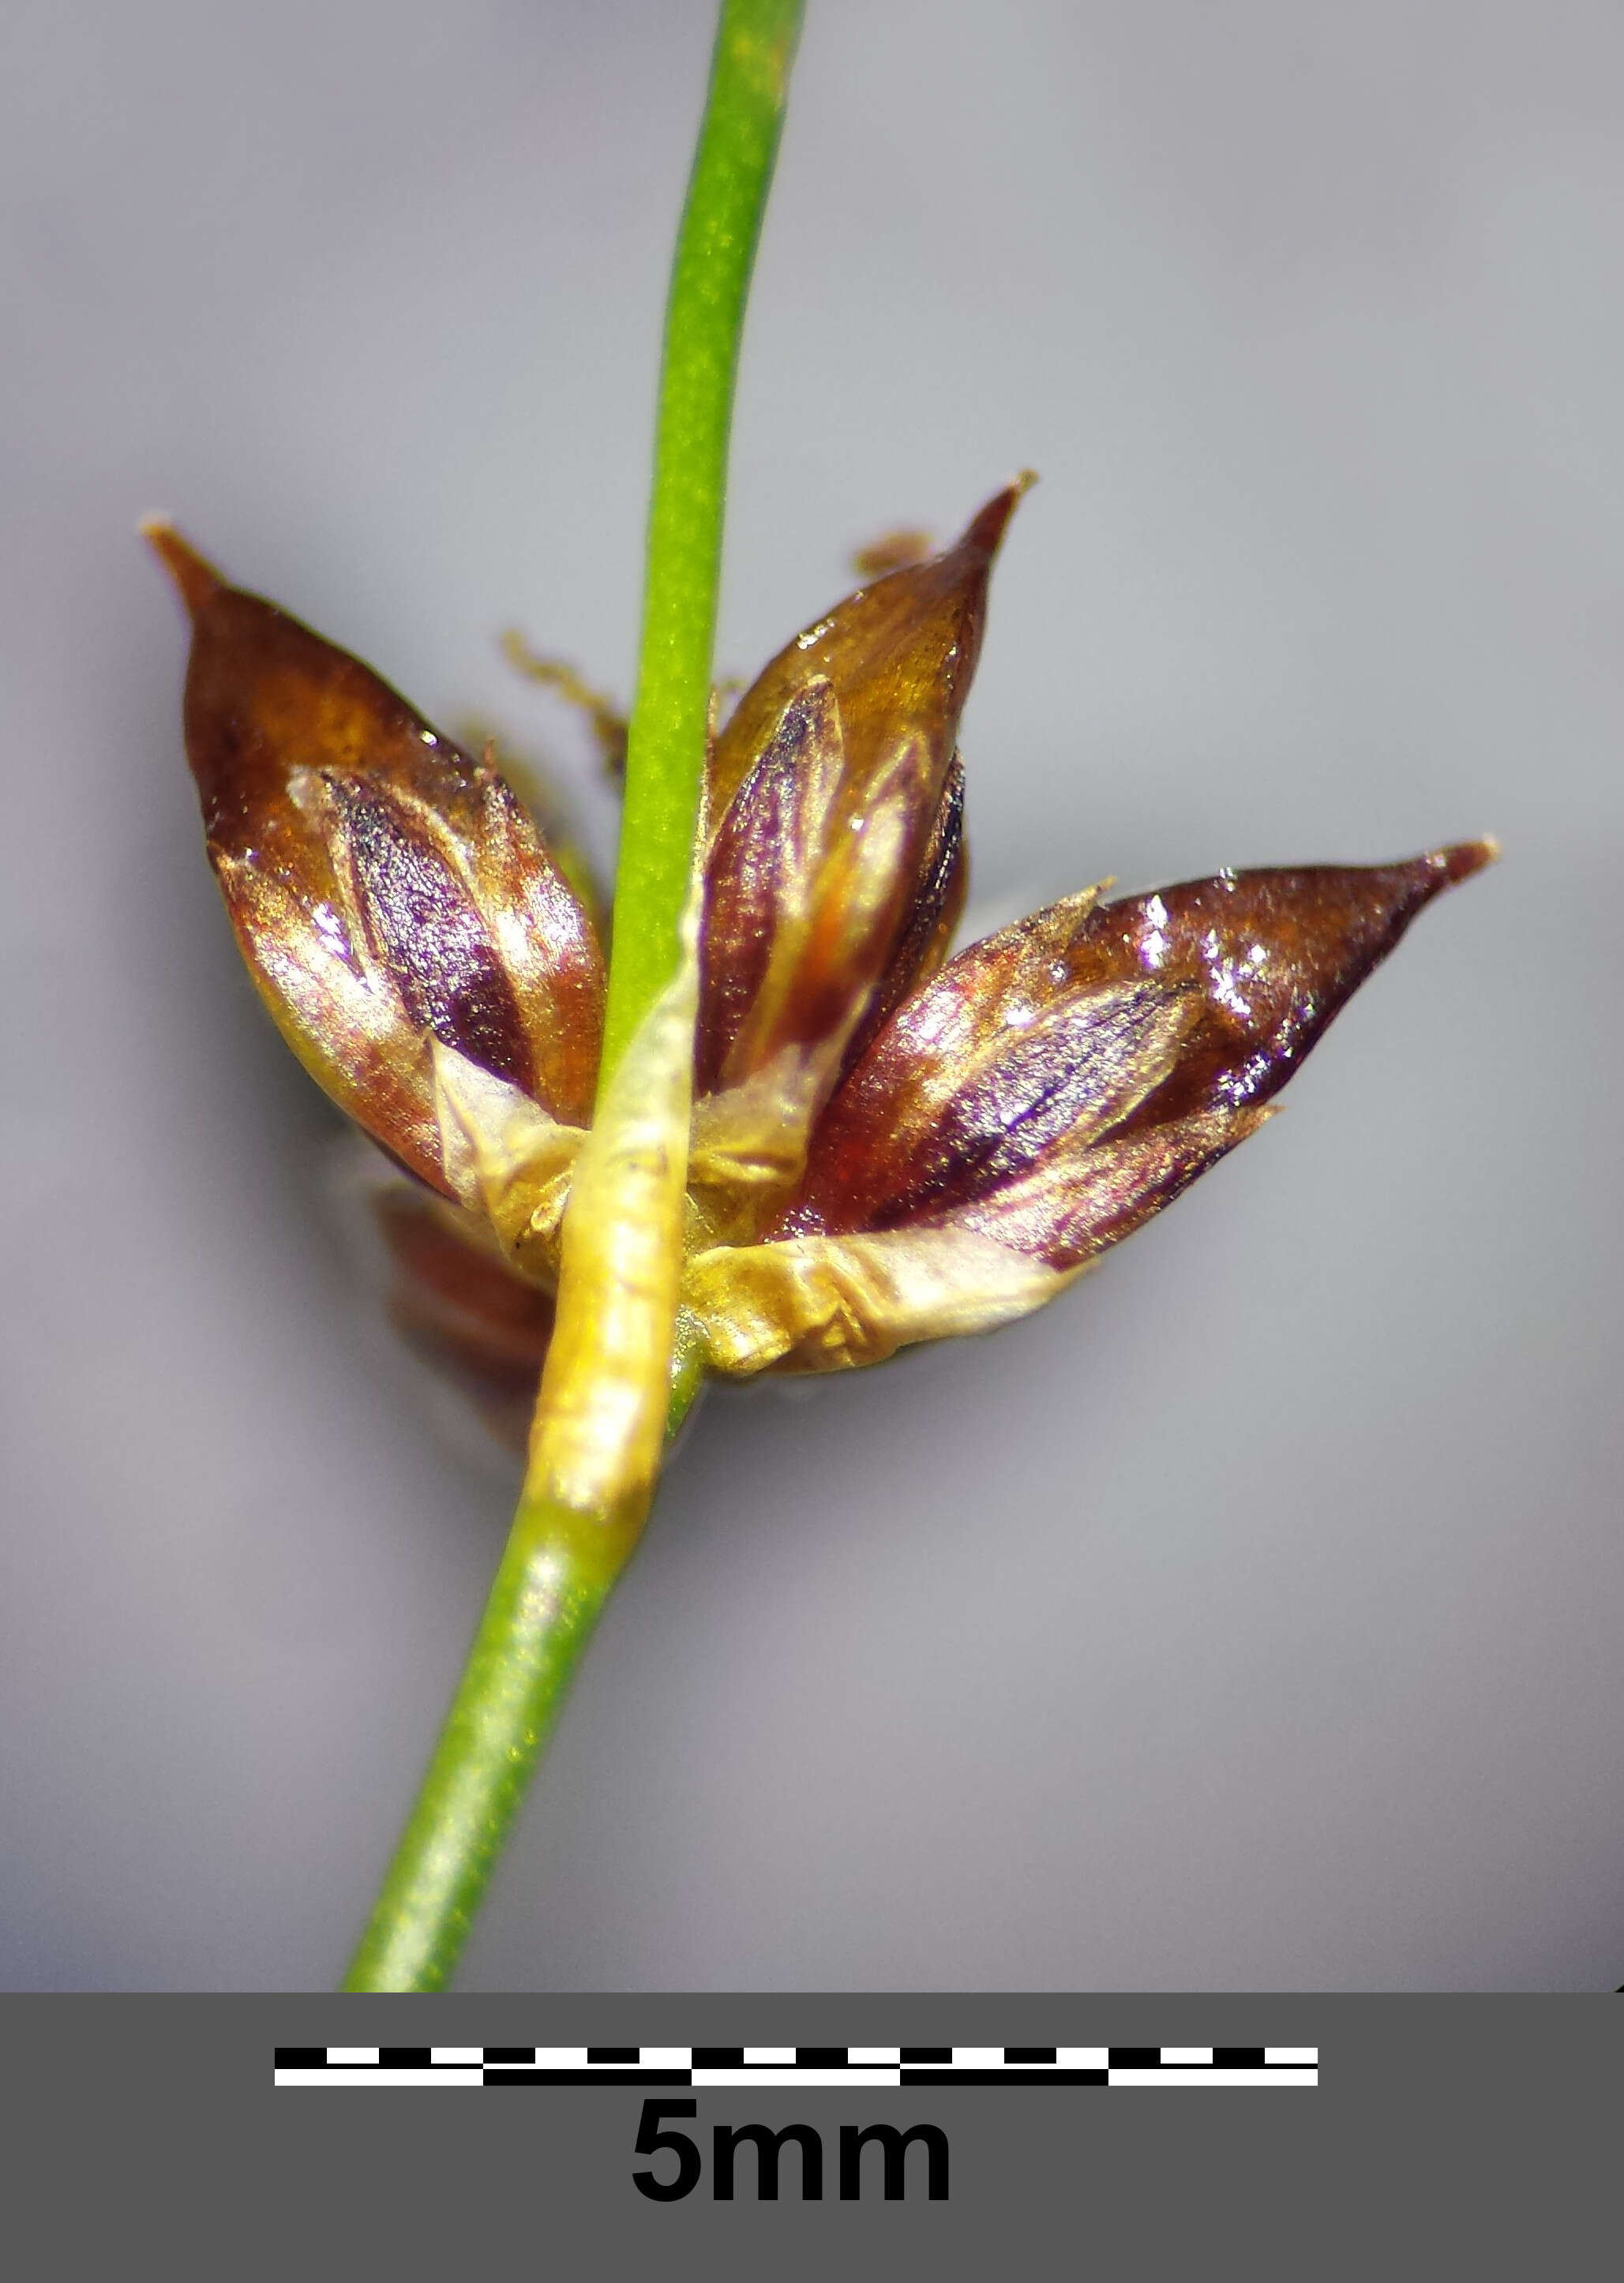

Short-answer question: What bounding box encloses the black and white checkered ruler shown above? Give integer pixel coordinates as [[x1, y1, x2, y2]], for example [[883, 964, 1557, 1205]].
[[274, 2044, 1318, 2089]]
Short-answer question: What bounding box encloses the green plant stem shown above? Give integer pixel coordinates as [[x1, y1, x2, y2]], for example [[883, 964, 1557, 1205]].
[[342, 1342, 706, 1994], [600, 0, 804, 1081], [344, 0, 799, 1997], [340, 1506, 614, 1994]]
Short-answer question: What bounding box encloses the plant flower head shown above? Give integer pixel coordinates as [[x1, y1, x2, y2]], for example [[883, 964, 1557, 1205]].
[[148, 493, 1493, 1442]]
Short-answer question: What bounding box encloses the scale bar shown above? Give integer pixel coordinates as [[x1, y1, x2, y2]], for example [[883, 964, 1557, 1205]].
[[275, 2043, 1318, 2091]]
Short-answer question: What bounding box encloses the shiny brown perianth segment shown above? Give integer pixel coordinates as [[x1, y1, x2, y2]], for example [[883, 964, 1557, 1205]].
[[786, 842, 1497, 1243], [145, 524, 605, 1195], [697, 479, 1030, 1094], [372, 1183, 555, 1450], [707, 478, 1031, 823], [1072, 845, 1498, 1129]]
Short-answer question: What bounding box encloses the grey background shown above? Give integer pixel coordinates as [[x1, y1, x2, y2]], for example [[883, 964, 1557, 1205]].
[[11, 1996, 1617, 2273], [2, 0, 1618, 1990]]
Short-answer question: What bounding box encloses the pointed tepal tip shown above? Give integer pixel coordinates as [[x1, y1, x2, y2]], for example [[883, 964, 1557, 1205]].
[[140, 517, 224, 619], [1432, 836, 1501, 888], [958, 469, 1039, 562]]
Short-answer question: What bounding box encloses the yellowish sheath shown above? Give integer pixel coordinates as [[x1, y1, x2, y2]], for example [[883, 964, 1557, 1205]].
[[517, 899, 700, 1581]]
